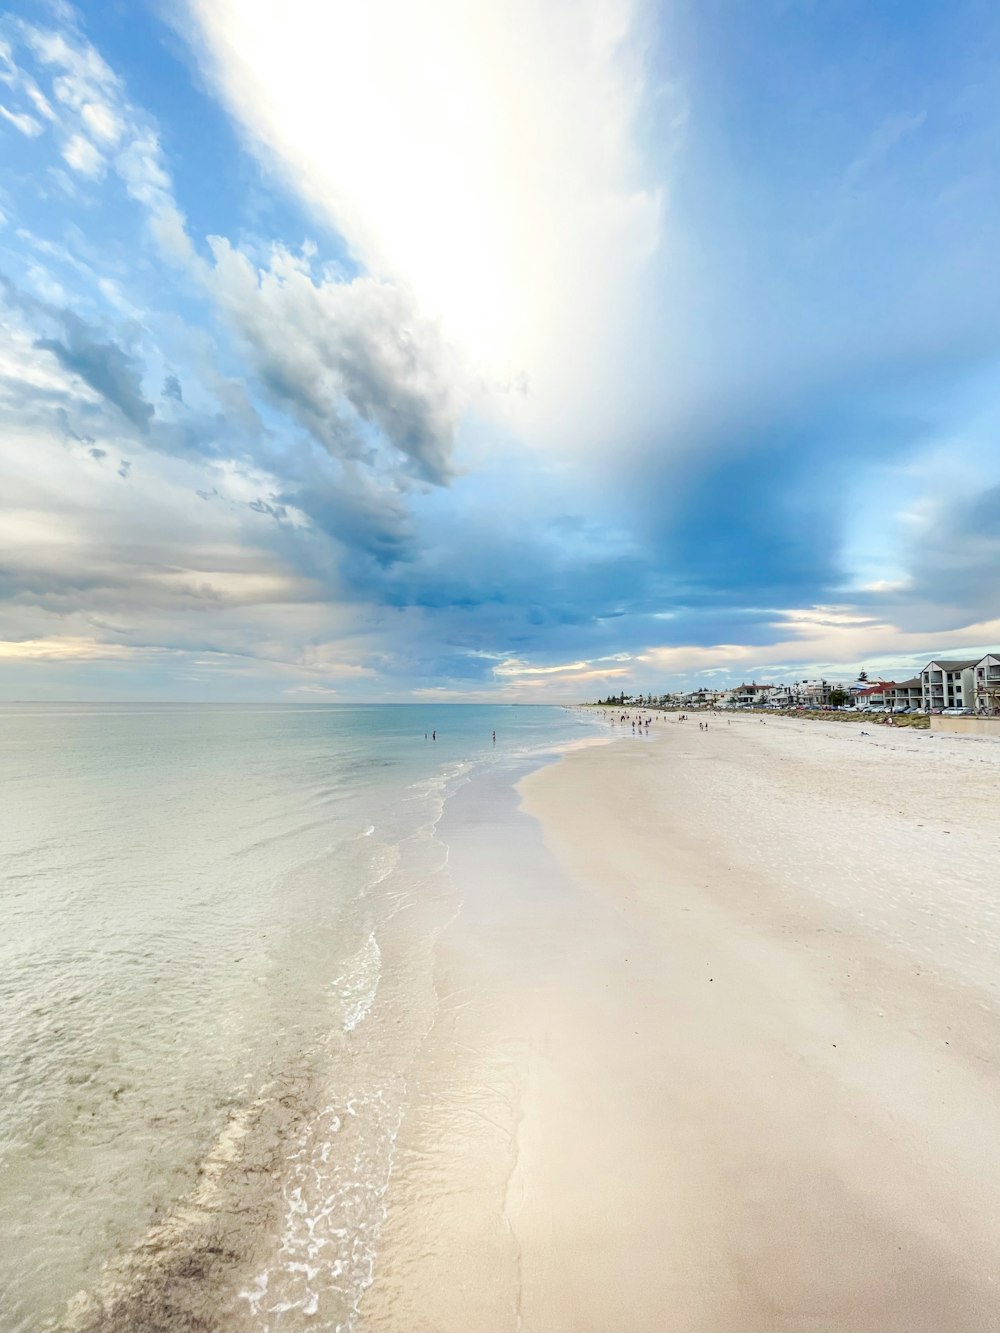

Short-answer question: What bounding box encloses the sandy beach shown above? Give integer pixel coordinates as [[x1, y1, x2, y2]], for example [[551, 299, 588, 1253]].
[[361, 715, 1000, 1333]]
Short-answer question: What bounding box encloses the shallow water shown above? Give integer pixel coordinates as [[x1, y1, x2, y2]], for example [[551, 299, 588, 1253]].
[[0, 702, 597, 1331]]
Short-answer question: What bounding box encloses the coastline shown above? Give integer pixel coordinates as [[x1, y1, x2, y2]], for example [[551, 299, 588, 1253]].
[[48, 709, 603, 1333], [361, 714, 1000, 1332]]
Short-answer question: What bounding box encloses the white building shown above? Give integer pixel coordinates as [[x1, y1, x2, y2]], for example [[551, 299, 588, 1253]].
[[973, 654, 1000, 715], [730, 682, 776, 707], [681, 687, 721, 709], [920, 659, 977, 712], [765, 685, 796, 708], [796, 678, 835, 707]]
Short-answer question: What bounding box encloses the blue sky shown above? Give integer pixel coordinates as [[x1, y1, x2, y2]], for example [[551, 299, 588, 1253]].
[[1, 0, 998, 701]]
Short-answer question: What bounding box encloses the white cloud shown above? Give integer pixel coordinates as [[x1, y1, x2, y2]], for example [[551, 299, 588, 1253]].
[[10, 20, 193, 261], [61, 129, 104, 175], [0, 103, 43, 136], [183, 0, 665, 445], [25, 24, 117, 102], [637, 610, 1000, 682], [0, 636, 152, 662], [24, 79, 56, 122], [80, 98, 123, 143], [115, 129, 197, 265]]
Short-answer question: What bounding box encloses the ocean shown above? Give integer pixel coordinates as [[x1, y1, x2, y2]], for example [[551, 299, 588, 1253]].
[[0, 702, 599, 1332]]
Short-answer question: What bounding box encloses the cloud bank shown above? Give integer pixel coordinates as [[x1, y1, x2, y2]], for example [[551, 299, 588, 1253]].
[[183, 0, 665, 445], [0, 2, 998, 700]]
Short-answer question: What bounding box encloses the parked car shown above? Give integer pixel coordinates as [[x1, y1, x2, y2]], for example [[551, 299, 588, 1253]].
[[941, 707, 973, 716]]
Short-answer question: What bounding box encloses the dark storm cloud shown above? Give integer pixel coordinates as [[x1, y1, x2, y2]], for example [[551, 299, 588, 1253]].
[[1, 274, 155, 430], [34, 313, 154, 430], [208, 240, 461, 485], [900, 483, 1000, 626], [615, 342, 988, 613]]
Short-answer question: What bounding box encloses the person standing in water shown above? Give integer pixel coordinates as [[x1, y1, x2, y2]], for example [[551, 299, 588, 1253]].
[[492, 730, 496, 743]]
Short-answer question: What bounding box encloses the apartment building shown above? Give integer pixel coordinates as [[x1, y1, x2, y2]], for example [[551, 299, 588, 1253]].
[[920, 659, 977, 711], [889, 677, 923, 709]]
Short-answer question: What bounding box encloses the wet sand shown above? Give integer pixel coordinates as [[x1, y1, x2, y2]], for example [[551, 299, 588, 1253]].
[[361, 717, 1000, 1332]]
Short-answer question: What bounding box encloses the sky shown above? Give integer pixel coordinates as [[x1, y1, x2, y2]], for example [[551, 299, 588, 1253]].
[[1, 0, 999, 702]]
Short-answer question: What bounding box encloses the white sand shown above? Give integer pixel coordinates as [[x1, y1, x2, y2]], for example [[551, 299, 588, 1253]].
[[361, 717, 1000, 1332]]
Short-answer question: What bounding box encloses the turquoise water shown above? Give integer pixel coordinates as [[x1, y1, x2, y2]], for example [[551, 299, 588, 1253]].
[[0, 703, 598, 1331]]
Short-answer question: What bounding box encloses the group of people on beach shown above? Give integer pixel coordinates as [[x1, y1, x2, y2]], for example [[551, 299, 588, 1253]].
[[607, 711, 728, 734], [610, 711, 653, 734], [675, 713, 711, 730]]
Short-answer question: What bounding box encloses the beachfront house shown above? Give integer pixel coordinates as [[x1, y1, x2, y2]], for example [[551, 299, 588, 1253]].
[[974, 654, 1000, 715], [682, 687, 721, 710], [730, 683, 775, 708], [855, 682, 894, 711], [920, 659, 977, 712], [888, 677, 923, 711], [766, 685, 797, 708], [796, 678, 834, 707]]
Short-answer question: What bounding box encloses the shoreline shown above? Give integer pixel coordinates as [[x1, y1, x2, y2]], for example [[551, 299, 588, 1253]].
[[361, 714, 1000, 1331], [48, 714, 603, 1333]]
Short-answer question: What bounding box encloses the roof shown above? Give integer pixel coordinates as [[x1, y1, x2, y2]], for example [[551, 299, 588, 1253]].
[[895, 677, 922, 688], [925, 659, 978, 671]]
